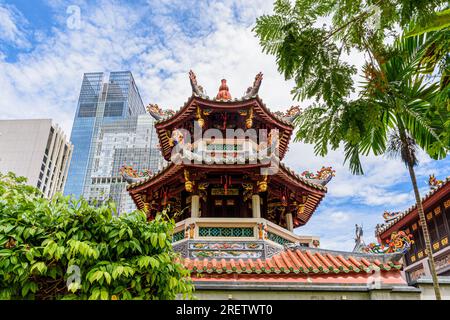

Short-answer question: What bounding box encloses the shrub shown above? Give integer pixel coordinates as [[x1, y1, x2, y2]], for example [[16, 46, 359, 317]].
[[0, 172, 193, 300]]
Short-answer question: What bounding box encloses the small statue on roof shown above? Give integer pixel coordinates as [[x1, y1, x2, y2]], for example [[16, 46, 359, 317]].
[[243, 72, 263, 99], [429, 174, 444, 190], [355, 224, 363, 244], [216, 79, 232, 100], [189, 70, 206, 97]]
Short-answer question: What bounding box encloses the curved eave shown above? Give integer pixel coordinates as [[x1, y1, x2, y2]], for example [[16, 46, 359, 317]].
[[127, 161, 328, 219], [276, 163, 328, 227], [376, 178, 450, 239], [154, 95, 295, 161]]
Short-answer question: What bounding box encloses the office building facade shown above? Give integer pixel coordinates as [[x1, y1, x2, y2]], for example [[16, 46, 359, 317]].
[[65, 71, 162, 213], [0, 119, 73, 198]]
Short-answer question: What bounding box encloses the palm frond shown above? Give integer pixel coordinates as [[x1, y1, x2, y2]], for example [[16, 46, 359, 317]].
[[386, 131, 419, 167]]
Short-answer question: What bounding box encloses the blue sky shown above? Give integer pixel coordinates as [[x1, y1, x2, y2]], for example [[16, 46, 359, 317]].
[[0, 0, 448, 251]]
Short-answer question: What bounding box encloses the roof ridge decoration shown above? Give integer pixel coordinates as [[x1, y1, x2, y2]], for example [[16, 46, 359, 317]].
[[284, 242, 403, 262], [216, 79, 232, 100], [189, 70, 207, 98], [429, 173, 444, 190], [382, 210, 403, 223], [273, 106, 302, 122], [119, 165, 153, 184], [146, 104, 175, 121], [242, 72, 263, 99], [359, 231, 413, 255], [301, 166, 335, 186]]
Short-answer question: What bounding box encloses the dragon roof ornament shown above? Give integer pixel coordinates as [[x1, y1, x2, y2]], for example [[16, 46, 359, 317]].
[[146, 104, 175, 121], [301, 166, 335, 186], [189, 70, 207, 98], [361, 231, 413, 254], [382, 210, 403, 223], [429, 174, 444, 190], [273, 106, 302, 122], [119, 165, 152, 184], [242, 72, 263, 99]]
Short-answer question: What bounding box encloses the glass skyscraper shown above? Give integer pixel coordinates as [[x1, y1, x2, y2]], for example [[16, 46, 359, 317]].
[[65, 71, 162, 213]]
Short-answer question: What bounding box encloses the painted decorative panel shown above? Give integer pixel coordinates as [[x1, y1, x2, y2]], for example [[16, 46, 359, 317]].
[[198, 227, 254, 237], [189, 242, 263, 250], [435, 253, 450, 271], [191, 250, 262, 259], [187, 241, 264, 259], [408, 267, 425, 282]]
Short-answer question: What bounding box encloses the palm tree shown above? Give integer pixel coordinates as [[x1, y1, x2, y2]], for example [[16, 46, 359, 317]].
[[294, 32, 448, 299], [360, 34, 448, 299], [254, 1, 449, 299]]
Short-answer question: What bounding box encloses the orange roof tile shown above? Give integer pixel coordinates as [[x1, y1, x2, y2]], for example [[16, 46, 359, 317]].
[[183, 247, 403, 276]]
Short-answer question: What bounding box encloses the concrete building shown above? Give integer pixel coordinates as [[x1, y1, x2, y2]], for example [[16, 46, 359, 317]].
[[0, 119, 73, 198], [64, 71, 162, 213]]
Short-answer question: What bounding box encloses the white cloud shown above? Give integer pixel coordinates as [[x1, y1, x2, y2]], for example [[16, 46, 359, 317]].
[[0, 3, 30, 48]]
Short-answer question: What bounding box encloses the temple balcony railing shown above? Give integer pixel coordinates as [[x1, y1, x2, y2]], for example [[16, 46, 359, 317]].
[[171, 217, 319, 248]]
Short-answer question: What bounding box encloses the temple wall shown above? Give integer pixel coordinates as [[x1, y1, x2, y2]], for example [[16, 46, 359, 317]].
[[414, 277, 450, 300], [186, 278, 450, 300], [189, 286, 421, 300]]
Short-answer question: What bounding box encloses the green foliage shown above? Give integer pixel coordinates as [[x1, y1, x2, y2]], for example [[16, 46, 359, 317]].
[[255, 0, 449, 174], [0, 172, 194, 300]]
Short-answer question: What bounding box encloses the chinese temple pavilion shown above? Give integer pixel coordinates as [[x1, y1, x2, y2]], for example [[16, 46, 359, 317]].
[[376, 175, 450, 284], [122, 71, 426, 299]]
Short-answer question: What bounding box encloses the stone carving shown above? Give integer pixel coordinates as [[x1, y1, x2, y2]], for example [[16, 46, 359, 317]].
[[243, 72, 263, 99], [189, 70, 206, 97]]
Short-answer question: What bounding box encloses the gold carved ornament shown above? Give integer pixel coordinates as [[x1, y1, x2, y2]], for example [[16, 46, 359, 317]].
[[184, 169, 194, 193], [257, 174, 268, 192], [198, 182, 209, 201], [196, 106, 205, 128], [165, 130, 174, 147], [245, 107, 253, 129], [297, 195, 308, 215], [242, 183, 254, 202]]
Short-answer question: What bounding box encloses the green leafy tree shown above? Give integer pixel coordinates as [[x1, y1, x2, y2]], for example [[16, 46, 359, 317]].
[[0, 172, 193, 300], [254, 0, 449, 299]]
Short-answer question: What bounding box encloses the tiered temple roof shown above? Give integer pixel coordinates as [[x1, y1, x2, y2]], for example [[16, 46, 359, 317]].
[[123, 71, 410, 291]]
